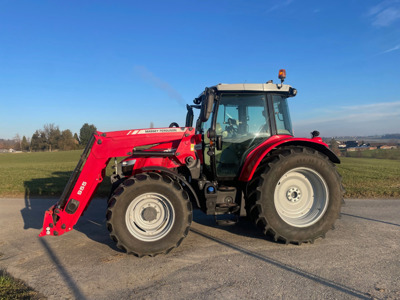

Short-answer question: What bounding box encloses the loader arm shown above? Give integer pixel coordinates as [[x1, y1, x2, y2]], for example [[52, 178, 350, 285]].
[[39, 127, 196, 237]]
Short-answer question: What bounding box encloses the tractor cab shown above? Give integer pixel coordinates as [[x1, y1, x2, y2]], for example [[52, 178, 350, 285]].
[[189, 70, 297, 180]]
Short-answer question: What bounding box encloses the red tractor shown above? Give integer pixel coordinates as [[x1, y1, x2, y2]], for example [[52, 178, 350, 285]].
[[40, 70, 344, 257]]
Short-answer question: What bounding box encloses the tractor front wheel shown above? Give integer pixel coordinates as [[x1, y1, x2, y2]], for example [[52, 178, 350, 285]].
[[247, 146, 343, 244], [106, 172, 192, 256]]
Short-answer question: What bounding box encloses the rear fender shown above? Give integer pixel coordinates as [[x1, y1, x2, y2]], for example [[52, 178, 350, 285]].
[[239, 137, 340, 182]]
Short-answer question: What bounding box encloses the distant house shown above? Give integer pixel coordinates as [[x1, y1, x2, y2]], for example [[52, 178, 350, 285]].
[[345, 141, 359, 148], [359, 143, 370, 147], [380, 145, 397, 150]]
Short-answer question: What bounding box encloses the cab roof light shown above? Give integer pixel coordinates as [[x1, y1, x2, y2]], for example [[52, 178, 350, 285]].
[[278, 69, 286, 82], [277, 69, 286, 89]]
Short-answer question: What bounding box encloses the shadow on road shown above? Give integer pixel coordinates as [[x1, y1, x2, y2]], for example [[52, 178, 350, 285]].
[[191, 209, 276, 242], [190, 228, 370, 299], [21, 173, 273, 252], [21, 172, 120, 252], [342, 213, 400, 227], [39, 239, 87, 300], [21, 171, 72, 230]]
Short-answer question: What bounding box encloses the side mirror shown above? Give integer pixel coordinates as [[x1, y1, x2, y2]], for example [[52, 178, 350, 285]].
[[185, 104, 194, 127], [206, 129, 223, 152], [200, 88, 215, 122]]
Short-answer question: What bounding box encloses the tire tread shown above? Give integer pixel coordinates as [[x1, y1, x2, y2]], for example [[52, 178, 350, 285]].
[[106, 172, 192, 257], [246, 146, 344, 244]]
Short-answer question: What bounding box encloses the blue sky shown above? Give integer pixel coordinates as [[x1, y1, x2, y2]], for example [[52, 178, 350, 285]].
[[1, 0, 399, 139]]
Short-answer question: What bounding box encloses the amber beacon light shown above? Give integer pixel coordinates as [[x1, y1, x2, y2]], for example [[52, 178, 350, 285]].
[[278, 69, 286, 81]]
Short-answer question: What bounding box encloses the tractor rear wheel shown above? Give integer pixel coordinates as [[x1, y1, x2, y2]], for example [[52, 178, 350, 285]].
[[247, 146, 343, 244], [106, 172, 192, 257]]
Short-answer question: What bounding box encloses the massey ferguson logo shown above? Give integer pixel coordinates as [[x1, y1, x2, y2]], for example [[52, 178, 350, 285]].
[[127, 128, 184, 135]]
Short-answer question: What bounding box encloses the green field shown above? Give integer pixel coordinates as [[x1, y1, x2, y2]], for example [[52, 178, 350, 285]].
[[344, 148, 400, 160], [337, 157, 400, 198], [0, 151, 112, 198], [0, 151, 399, 198]]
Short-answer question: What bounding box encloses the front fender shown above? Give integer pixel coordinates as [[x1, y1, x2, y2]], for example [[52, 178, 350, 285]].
[[239, 136, 340, 182]]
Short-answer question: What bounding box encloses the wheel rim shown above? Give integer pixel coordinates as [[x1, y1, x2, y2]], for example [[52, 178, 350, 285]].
[[125, 193, 175, 242], [274, 167, 329, 228]]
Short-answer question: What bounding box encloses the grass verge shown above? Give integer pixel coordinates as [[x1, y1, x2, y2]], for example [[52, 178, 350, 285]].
[[0, 269, 45, 300]]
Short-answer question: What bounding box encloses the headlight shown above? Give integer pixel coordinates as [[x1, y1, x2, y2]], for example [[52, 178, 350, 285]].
[[121, 159, 136, 175]]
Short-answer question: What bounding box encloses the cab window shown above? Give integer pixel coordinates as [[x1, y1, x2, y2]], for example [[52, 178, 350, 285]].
[[272, 95, 293, 135]]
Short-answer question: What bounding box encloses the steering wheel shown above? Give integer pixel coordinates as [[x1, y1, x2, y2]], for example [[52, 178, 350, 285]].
[[169, 122, 180, 128]]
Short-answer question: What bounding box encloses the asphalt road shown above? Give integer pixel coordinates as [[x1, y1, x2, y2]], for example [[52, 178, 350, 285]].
[[0, 197, 399, 300]]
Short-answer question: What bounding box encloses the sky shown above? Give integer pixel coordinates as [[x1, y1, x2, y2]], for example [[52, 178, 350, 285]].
[[1, 0, 400, 139]]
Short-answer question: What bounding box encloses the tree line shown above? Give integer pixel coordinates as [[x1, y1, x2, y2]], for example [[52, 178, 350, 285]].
[[2, 123, 97, 152]]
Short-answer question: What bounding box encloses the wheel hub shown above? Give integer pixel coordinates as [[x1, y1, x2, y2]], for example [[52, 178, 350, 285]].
[[286, 187, 301, 203], [125, 193, 175, 242], [142, 206, 158, 222]]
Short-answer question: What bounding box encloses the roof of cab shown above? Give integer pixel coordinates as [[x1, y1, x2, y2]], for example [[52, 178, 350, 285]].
[[213, 82, 292, 93]]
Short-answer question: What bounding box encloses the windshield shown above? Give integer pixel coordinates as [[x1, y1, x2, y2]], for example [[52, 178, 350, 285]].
[[217, 94, 270, 138]]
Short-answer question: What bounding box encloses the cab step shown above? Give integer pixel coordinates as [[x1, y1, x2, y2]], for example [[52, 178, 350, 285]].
[[214, 214, 239, 226]]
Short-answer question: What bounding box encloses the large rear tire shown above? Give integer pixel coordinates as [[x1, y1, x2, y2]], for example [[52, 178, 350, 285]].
[[247, 146, 343, 244], [106, 172, 192, 257]]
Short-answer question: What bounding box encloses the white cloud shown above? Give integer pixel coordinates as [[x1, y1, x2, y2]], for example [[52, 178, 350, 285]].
[[373, 8, 400, 26], [381, 44, 400, 54], [367, 0, 400, 27], [292, 101, 400, 137], [341, 101, 400, 111], [266, 0, 294, 13]]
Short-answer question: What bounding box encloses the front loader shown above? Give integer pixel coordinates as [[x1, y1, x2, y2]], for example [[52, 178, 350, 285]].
[[40, 70, 344, 257]]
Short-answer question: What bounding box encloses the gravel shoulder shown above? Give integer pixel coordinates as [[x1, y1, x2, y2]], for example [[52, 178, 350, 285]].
[[0, 198, 399, 299]]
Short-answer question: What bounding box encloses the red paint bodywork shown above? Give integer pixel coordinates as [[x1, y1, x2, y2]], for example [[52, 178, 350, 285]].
[[239, 135, 328, 181]]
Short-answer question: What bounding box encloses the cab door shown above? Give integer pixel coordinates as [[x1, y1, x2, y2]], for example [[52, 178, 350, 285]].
[[213, 93, 271, 180]]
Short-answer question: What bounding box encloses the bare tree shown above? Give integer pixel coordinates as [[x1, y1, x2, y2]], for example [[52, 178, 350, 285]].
[[13, 134, 21, 151], [329, 138, 341, 157]]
